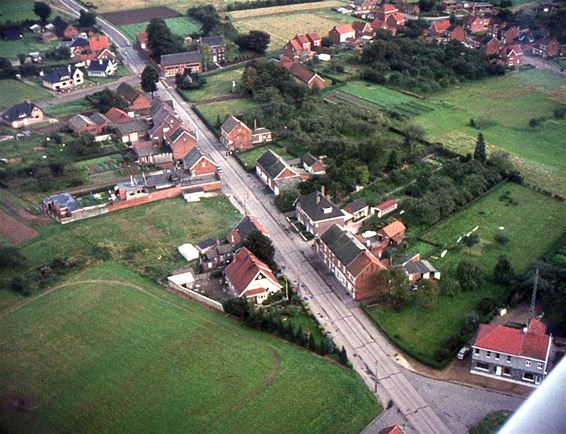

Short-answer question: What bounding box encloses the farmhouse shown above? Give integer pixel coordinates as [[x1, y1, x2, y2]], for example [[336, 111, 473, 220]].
[[224, 247, 282, 304], [295, 191, 345, 237], [227, 215, 269, 245], [116, 83, 151, 112], [315, 224, 386, 300], [329, 24, 356, 45], [373, 199, 398, 218], [220, 115, 253, 151], [343, 199, 370, 222], [87, 58, 118, 77], [198, 35, 225, 63], [256, 149, 302, 196], [302, 153, 326, 175], [41, 65, 84, 91], [1, 102, 44, 129], [471, 319, 552, 387], [160, 51, 202, 77]]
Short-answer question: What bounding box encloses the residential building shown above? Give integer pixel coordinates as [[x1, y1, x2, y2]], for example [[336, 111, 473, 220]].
[[116, 82, 151, 112], [224, 247, 282, 304], [449, 25, 466, 43], [377, 219, 406, 245], [252, 126, 272, 145], [183, 147, 217, 176], [115, 119, 148, 143], [441, 0, 458, 13], [329, 24, 356, 45], [343, 199, 370, 222], [352, 21, 375, 38], [315, 224, 386, 300], [227, 215, 269, 245], [471, 319, 553, 387], [503, 44, 523, 67], [1, 102, 44, 129], [532, 36, 561, 58], [198, 240, 235, 272], [170, 127, 198, 162], [43, 192, 81, 219], [89, 34, 110, 52], [133, 142, 174, 167], [137, 32, 148, 50], [41, 65, 84, 91], [255, 149, 302, 196], [302, 153, 326, 175], [281, 61, 326, 90], [466, 15, 490, 34], [104, 107, 131, 124], [307, 32, 322, 51], [373, 199, 398, 218], [87, 58, 117, 77], [53, 16, 78, 39], [68, 112, 110, 135], [160, 51, 202, 77], [396, 253, 441, 282], [295, 191, 345, 237], [198, 35, 226, 63], [220, 115, 253, 151], [283, 33, 320, 61]]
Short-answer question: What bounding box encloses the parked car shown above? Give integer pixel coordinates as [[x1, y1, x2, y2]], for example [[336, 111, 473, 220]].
[[457, 345, 470, 360]]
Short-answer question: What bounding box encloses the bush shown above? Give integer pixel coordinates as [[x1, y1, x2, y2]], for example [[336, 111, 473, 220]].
[[477, 297, 498, 316], [0, 246, 26, 269], [494, 232, 510, 245]]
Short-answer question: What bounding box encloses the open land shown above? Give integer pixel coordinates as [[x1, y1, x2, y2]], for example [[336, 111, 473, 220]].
[[0, 33, 61, 60], [119, 16, 202, 42], [0, 80, 51, 110], [237, 144, 298, 169], [0, 0, 36, 24], [195, 98, 259, 126], [367, 182, 566, 365], [179, 68, 245, 102], [0, 210, 38, 245], [0, 262, 379, 434], [101, 6, 181, 25]]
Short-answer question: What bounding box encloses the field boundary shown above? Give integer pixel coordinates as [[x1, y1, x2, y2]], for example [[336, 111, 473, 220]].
[[168, 282, 224, 311]]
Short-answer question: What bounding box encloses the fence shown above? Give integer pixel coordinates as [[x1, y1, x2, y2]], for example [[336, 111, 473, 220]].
[[168, 282, 224, 312]]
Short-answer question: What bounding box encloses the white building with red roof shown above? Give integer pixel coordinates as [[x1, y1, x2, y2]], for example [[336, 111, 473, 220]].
[[224, 247, 282, 304], [373, 199, 398, 218], [471, 319, 553, 387], [328, 24, 356, 45]]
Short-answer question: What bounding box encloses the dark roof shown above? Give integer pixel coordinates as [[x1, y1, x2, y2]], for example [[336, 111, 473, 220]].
[[42, 65, 82, 84], [221, 115, 248, 134], [116, 83, 141, 104], [134, 143, 171, 157], [53, 16, 69, 33], [115, 119, 148, 135], [196, 238, 216, 251], [200, 35, 224, 47], [233, 216, 263, 241], [2, 102, 40, 122], [89, 112, 110, 126], [183, 147, 204, 168], [297, 191, 344, 222], [45, 192, 80, 212], [320, 224, 364, 266], [257, 149, 285, 179], [70, 37, 89, 48], [87, 59, 112, 72], [68, 114, 94, 131], [302, 153, 319, 166], [344, 199, 368, 214], [161, 51, 202, 66]]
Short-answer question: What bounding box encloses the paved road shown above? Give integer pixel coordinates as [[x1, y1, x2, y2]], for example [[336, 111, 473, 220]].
[[522, 55, 566, 77], [56, 2, 526, 432]]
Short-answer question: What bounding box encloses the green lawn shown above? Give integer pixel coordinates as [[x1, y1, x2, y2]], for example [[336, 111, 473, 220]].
[[0, 0, 36, 24], [0, 33, 61, 59], [120, 16, 202, 43], [42, 98, 94, 117], [368, 182, 566, 366], [0, 262, 379, 434], [0, 79, 51, 110], [237, 144, 297, 169], [179, 68, 244, 102], [195, 98, 259, 127], [470, 410, 513, 434]]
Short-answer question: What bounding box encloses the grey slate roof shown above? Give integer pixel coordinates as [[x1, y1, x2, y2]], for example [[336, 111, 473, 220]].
[[297, 191, 344, 222], [68, 113, 94, 131], [70, 37, 89, 48], [256, 149, 285, 179], [221, 115, 248, 134], [161, 51, 202, 66], [2, 102, 39, 122], [197, 238, 216, 251], [183, 147, 204, 169], [90, 112, 110, 126], [42, 65, 81, 84], [88, 59, 112, 72], [302, 153, 318, 167], [116, 83, 141, 104], [344, 199, 368, 214], [45, 192, 80, 212], [199, 35, 224, 47], [234, 216, 262, 241], [320, 224, 363, 267], [115, 119, 147, 135]]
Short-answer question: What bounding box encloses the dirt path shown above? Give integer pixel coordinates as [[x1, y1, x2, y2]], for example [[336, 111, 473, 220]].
[[0, 209, 38, 245], [0, 199, 49, 225]]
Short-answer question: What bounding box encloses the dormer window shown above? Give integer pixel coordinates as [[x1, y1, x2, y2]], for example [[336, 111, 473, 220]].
[[322, 207, 332, 214]]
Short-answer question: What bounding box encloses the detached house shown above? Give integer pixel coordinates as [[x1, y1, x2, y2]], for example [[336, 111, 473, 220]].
[[87, 58, 117, 77], [199, 35, 225, 63], [220, 115, 253, 151], [281, 61, 326, 90], [183, 147, 217, 176], [503, 44, 523, 67], [1, 102, 44, 129], [227, 215, 269, 245], [532, 36, 561, 58], [329, 24, 356, 45], [225, 247, 282, 304], [256, 149, 302, 196], [41, 65, 84, 91], [295, 191, 345, 237], [68, 112, 110, 135], [302, 153, 326, 175], [471, 319, 552, 387], [315, 224, 386, 300]]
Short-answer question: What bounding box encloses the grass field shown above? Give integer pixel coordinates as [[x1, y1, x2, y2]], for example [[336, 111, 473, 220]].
[[179, 68, 244, 102], [0, 79, 51, 110], [195, 98, 259, 126], [119, 16, 202, 42], [231, 3, 355, 50], [0, 33, 61, 59], [368, 182, 566, 365], [0, 0, 36, 24], [88, 0, 203, 13], [237, 144, 297, 169], [0, 262, 379, 434], [42, 98, 94, 117]]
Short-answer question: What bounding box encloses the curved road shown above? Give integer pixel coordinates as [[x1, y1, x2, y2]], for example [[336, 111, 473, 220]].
[[56, 2, 525, 433]]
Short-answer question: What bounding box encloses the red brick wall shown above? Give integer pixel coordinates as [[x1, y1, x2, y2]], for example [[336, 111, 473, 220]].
[[308, 75, 326, 90], [227, 228, 241, 245], [172, 134, 197, 161], [131, 94, 151, 111], [191, 159, 217, 176], [354, 262, 385, 301], [229, 128, 252, 151]]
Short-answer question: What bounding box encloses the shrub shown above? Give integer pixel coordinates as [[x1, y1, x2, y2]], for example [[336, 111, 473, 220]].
[[477, 297, 498, 316], [494, 232, 510, 245]]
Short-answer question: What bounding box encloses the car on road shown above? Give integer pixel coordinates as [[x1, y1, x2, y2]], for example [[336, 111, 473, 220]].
[[457, 345, 470, 360]]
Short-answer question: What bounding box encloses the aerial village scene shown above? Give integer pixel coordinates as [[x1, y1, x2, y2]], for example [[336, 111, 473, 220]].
[[0, 0, 565, 432]]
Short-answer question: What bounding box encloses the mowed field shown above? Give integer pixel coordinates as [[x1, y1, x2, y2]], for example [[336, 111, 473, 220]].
[[230, 2, 354, 50], [0, 80, 51, 110], [0, 33, 60, 59], [119, 16, 202, 42], [179, 67, 245, 102], [368, 182, 566, 365], [0, 262, 379, 434], [0, 0, 36, 24], [195, 98, 259, 126]]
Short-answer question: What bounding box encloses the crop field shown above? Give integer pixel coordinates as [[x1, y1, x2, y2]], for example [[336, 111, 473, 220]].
[[231, 4, 355, 50], [368, 182, 566, 365], [93, 1, 196, 14], [237, 144, 297, 169], [415, 69, 566, 196], [0, 80, 51, 110], [195, 98, 259, 126], [0, 262, 379, 434], [178, 68, 244, 102], [0, 0, 36, 24], [119, 16, 202, 42]]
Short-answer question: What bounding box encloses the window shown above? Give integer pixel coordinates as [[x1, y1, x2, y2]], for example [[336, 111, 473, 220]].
[[523, 372, 534, 382], [486, 351, 491, 358], [507, 355, 512, 362], [537, 362, 543, 369], [525, 360, 531, 367], [495, 353, 500, 360], [475, 362, 490, 371], [503, 367, 511, 377], [474, 348, 480, 355]]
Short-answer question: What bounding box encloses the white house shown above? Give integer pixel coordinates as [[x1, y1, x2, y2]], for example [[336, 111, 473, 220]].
[[87, 58, 117, 77]]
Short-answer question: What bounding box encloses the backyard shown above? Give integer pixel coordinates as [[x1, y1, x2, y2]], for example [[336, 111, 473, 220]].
[[195, 98, 259, 127], [119, 16, 202, 43], [367, 182, 566, 366], [178, 67, 245, 102], [0, 262, 379, 434], [0, 33, 61, 59], [0, 0, 36, 24], [237, 144, 297, 169], [0, 79, 51, 110]]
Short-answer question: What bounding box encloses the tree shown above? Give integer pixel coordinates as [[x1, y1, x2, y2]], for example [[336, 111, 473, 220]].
[[224, 40, 241, 64], [78, 10, 97, 28], [380, 268, 411, 309], [386, 150, 401, 172], [338, 346, 349, 365], [86, 89, 128, 113], [199, 44, 214, 71], [243, 229, 276, 270], [141, 65, 159, 97], [464, 233, 480, 253], [146, 18, 182, 61], [474, 132, 487, 162], [33, 2, 51, 25], [0, 246, 26, 269], [494, 232, 510, 245], [456, 259, 483, 291], [415, 280, 439, 309], [493, 255, 515, 284], [237, 30, 270, 54]]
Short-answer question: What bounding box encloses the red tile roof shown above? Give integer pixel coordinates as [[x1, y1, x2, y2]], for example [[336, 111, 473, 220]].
[[307, 32, 321, 42], [288, 62, 317, 83], [225, 247, 279, 295], [380, 219, 406, 239], [378, 426, 404, 434], [474, 322, 551, 361], [376, 199, 397, 211], [382, 4, 398, 12], [288, 38, 302, 51], [333, 24, 355, 34], [432, 19, 451, 33], [89, 35, 110, 52], [104, 107, 130, 124], [295, 33, 309, 45]]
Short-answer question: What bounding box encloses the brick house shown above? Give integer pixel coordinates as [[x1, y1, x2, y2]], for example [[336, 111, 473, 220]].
[[256, 149, 302, 196], [302, 153, 326, 175], [352, 21, 375, 38], [503, 44, 523, 67], [170, 127, 198, 162], [41, 65, 84, 91], [441, 0, 458, 13], [315, 224, 386, 300], [485, 37, 502, 56], [68, 112, 110, 135], [104, 107, 131, 124], [116, 83, 151, 112], [198, 240, 235, 273], [283, 34, 316, 61], [220, 115, 253, 151], [137, 32, 148, 50], [115, 119, 148, 143], [252, 127, 272, 145], [306, 32, 322, 51], [89, 34, 110, 52], [295, 191, 345, 237], [466, 15, 490, 34], [449, 25, 466, 42], [183, 147, 217, 176], [329, 24, 356, 45], [532, 36, 561, 58], [374, 3, 399, 21], [430, 19, 451, 36], [343, 199, 370, 222], [198, 35, 225, 63], [225, 247, 282, 304], [1, 102, 44, 129], [160, 51, 202, 77], [471, 319, 552, 387], [227, 215, 269, 245], [378, 219, 406, 245], [283, 62, 326, 90]]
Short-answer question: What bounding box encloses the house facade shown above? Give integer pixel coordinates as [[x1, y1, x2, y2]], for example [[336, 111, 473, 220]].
[[227, 215, 268, 245], [295, 191, 345, 237], [220, 115, 253, 151], [251, 127, 272, 145], [302, 153, 325, 175], [471, 320, 552, 387], [183, 147, 217, 176], [329, 24, 356, 45], [256, 149, 302, 196], [116, 119, 148, 143], [41, 65, 84, 91], [1, 102, 44, 129], [199, 35, 225, 63], [116, 83, 151, 112], [343, 199, 370, 222], [160, 51, 202, 77], [87, 58, 117, 77]]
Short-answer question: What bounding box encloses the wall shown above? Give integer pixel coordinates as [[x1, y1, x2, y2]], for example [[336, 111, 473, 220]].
[[168, 282, 224, 312]]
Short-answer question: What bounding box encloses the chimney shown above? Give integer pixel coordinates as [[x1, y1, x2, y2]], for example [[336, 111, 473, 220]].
[[67, 64, 71, 73], [254, 118, 257, 130], [321, 185, 326, 197]]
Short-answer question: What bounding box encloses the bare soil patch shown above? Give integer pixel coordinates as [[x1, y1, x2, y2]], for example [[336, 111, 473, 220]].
[[0, 209, 38, 245], [101, 6, 181, 26]]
